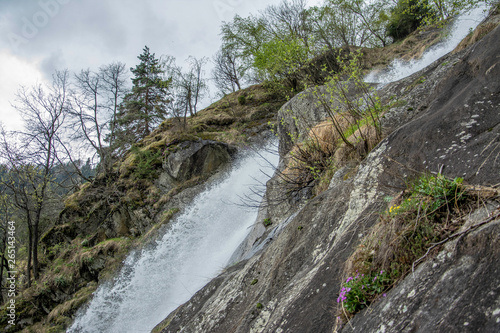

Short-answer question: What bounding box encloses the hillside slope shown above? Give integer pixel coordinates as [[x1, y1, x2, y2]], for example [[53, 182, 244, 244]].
[[153, 19, 500, 333]]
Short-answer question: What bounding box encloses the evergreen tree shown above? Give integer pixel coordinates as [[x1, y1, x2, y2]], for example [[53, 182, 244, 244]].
[[115, 46, 172, 152]]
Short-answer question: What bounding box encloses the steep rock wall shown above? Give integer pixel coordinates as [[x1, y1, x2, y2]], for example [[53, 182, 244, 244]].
[[153, 24, 500, 333]]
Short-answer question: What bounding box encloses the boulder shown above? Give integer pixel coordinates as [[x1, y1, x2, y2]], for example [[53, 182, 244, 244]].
[[159, 140, 235, 191]]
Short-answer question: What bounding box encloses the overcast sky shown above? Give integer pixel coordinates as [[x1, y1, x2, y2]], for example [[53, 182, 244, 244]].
[[0, 0, 321, 132]]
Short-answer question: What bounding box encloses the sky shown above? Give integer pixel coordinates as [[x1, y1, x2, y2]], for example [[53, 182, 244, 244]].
[[0, 0, 322, 132]]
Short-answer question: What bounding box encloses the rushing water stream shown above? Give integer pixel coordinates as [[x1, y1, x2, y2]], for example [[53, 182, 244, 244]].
[[68, 5, 490, 332], [365, 4, 489, 84], [68, 143, 279, 333]]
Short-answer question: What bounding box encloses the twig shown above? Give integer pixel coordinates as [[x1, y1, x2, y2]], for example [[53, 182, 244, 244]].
[[412, 209, 500, 273]]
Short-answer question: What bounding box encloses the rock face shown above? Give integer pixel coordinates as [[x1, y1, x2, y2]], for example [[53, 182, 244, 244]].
[[153, 24, 500, 333], [343, 207, 500, 333], [55, 139, 235, 243], [159, 140, 235, 191]]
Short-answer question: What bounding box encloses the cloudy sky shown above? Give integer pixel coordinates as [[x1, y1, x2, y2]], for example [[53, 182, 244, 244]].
[[0, 0, 321, 131]]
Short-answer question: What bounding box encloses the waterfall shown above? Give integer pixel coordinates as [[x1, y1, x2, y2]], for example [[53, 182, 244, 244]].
[[68, 142, 279, 333], [365, 4, 490, 84]]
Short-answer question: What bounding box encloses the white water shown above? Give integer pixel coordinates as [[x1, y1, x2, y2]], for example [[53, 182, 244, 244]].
[[365, 4, 489, 84], [68, 143, 279, 333]]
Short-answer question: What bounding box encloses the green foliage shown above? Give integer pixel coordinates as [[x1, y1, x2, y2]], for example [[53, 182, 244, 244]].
[[238, 95, 246, 105], [338, 173, 469, 321], [253, 37, 310, 82], [130, 146, 163, 181], [263, 218, 272, 227], [256, 302, 263, 309], [250, 279, 259, 285], [115, 46, 172, 152], [337, 270, 390, 313], [54, 275, 70, 288], [320, 50, 383, 153], [386, 0, 436, 41], [410, 173, 464, 211]]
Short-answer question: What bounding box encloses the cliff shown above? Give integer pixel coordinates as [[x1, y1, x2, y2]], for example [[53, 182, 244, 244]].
[[152, 14, 500, 333]]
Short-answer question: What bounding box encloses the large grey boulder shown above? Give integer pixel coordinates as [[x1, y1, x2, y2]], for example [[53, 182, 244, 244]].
[[159, 140, 235, 191]]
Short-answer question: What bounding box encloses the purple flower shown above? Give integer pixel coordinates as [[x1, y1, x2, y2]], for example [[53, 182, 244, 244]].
[[383, 293, 387, 297], [373, 277, 377, 281]]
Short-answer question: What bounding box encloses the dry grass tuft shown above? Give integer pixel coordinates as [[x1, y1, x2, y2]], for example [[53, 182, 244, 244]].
[[454, 21, 500, 53]]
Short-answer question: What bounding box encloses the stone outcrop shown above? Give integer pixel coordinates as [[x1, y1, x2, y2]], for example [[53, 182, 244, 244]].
[[55, 139, 235, 241], [159, 140, 235, 192], [153, 23, 500, 333]]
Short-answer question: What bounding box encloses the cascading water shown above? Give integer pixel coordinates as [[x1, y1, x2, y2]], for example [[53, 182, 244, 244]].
[[365, 4, 490, 84], [68, 143, 279, 333]]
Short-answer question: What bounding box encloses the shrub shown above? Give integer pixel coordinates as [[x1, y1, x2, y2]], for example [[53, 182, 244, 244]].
[[238, 95, 246, 105], [263, 218, 272, 227], [280, 50, 385, 197], [336, 173, 468, 323], [386, 0, 436, 41], [130, 146, 163, 181], [337, 270, 390, 314]]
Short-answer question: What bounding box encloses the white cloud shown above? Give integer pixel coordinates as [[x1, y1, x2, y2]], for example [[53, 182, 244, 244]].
[[0, 50, 46, 131], [0, 0, 321, 132]]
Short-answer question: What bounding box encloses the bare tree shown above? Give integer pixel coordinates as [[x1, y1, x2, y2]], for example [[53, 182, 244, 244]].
[[172, 57, 209, 123], [262, 0, 311, 48], [328, 0, 390, 47], [212, 47, 245, 95], [68, 62, 127, 178], [0, 71, 68, 285]]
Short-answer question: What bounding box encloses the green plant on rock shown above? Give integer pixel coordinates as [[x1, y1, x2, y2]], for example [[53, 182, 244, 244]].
[[337, 270, 390, 314], [280, 50, 386, 198], [318, 50, 383, 157], [130, 146, 163, 181], [336, 173, 469, 323]]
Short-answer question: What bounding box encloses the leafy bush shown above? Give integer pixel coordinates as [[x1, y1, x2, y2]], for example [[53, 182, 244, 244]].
[[337, 270, 390, 314], [253, 37, 310, 84], [386, 0, 436, 41], [280, 50, 385, 197], [130, 146, 163, 181]]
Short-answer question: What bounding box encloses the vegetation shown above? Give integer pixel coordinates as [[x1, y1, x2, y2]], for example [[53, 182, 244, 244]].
[[335, 173, 490, 324], [115, 46, 172, 152], [0, 0, 495, 331], [278, 50, 384, 198]]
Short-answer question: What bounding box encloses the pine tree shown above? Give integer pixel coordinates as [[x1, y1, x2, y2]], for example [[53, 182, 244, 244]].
[[115, 46, 172, 152]]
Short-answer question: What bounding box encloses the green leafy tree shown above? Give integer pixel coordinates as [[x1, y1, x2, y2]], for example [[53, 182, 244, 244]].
[[253, 37, 310, 85], [115, 46, 172, 152]]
